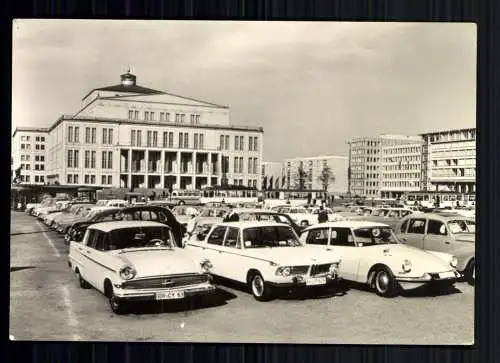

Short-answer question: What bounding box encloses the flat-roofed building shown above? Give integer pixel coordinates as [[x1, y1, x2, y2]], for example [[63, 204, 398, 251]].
[[11, 126, 49, 185]]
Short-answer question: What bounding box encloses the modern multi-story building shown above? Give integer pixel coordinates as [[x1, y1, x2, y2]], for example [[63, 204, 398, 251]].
[[32, 71, 264, 190], [281, 155, 348, 195], [379, 140, 424, 199], [420, 127, 476, 193], [11, 126, 49, 184], [261, 161, 285, 190], [348, 134, 422, 198]]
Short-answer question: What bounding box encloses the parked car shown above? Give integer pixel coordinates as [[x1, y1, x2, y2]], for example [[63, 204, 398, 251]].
[[185, 207, 230, 235], [53, 204, 97, 234], [274, 206, 344, 227], [394, 213, 475, 285], [300, 221, 460, 297], [346, 207, 419, 230], [185, 221, 341, 301], [65, 205, 184, 247], [223, 208, 304, 235], [68, 220, 216, 314]]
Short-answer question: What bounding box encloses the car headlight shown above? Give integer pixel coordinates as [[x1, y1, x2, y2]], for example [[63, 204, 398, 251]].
[[402, 259, 412, 273], [200, 259, 213, 272], [450, 256, 458, 268], [276, 266, 291, 276], [119, 266, 136, 280]]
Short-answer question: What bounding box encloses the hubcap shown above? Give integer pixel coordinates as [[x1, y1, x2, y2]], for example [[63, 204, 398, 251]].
[[376, 271, 390, 293], [252, 276, 264, 296]]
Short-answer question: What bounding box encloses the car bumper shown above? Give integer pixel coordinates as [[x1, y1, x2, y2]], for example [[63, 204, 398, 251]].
[[267, 273, 339, 290], [396, 271, 461, 290], [112, 283, 217, 301]]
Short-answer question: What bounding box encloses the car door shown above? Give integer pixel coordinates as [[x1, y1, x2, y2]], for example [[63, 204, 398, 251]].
[[88, 231, 113, 293], [400, 217, 427, 249], [423, 218, 451, 253], [329, 228, 360, 282], [218, 226, 245, 281], [78, 229, 99, 286]]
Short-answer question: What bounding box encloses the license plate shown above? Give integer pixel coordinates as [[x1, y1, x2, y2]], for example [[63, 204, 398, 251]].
[[306, 277, 327, 286], [439, 271, 456, 279], [155, 291, 185, 300]]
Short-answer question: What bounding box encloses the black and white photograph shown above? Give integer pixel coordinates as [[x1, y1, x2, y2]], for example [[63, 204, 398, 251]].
[[10, 20, 476, 344]]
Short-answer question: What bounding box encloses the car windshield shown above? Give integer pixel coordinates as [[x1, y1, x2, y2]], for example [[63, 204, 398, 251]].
[[200, 209, 226, 217], [242, 226, 301, 248], [448, 220, 475, 234], [109, 226, 176, 250], [353, 227, 399, 246]]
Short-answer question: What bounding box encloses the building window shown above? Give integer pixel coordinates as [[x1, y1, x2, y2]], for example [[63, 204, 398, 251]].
[[21, 155, 25, 161], [175, 114, 180, 123], [73, 175, 78, 184], [253, 158, 257, 175], [84, 175, 89, 184], [134, 110, 139, 120], [101, 175, 106, 185], [150, 112, 155, 121], [67, 174, 73, 184], [40, 176, 45, 183], [68, 126, 73, 142], [36, 144, 40, 150], [137, 130, 142, 146], [181, 114, 186, 123], [195, 115, 200, 124], [183, 133, 189, 148], [74, 127, 79, 143], [40, 164, 45, 171], [40, 155, 45, 162], [194, 133, 199, 149], [152, 131, 158, 147], [107, 175, 112, 185], [102, 128, 108, 144], [225, 136, 229, 150], [239, 136, 244, 150], [91, 128, 97, 143], [190, 115, 195, 124], [178, 133, 183, 148], [84, 151, 90, 168], [74, 150, 79, 168], [219, 135, 224, 149], [21, 144, 25, 150], [253, 180, 257, 188], [147, 131, 152, 147], [249, 136, 253, 151], [199, 134, 204, 149], [129, 110, 134, 119], [239, 157, 243, 173], [145, 111, 150, 121], [91, 175, 96, 184], [235, 136, 239, 150], [253, 137, 258, 151], [67, 150, 73, 168], [108, 129, 113, 144], [131, 130, 136, 146], [41, 145, 45, 150], [102, 151, 107, 169], [234, 157, 238, 173], [85, 128, 90, 143], [168, 132, 174, 148], [108, 151, 113, 169], [91, 151, 96, 168], [248, 158, 252, 174]]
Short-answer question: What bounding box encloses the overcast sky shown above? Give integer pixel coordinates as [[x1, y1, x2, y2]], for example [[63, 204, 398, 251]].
[[12, 20, 476, 161]]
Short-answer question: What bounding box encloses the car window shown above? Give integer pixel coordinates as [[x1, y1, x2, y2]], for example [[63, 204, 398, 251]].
[[273, 215, 292, 225], [427, 219, 447, 236], [94, 231, 106, 251], [224, 227, 240, 249], [139, 210, 151, 220], [387, 211, 399, 218], [242, 226, 301, 248], [407, 219, 426, 234], [399, 219, 409, 233], [330, 228, 355, 247], [306, 228, 330, 246], [207, 226, 227, 246], [85, 229, 98, 248]]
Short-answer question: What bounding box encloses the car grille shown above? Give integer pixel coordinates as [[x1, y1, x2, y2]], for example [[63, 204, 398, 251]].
[[121, 273, 210, 289], [310, 263, 332, 277], [290, 266, 310, 275]]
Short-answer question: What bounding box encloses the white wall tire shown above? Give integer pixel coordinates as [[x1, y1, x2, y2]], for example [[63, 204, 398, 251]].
[[248, 272, 273, 302]]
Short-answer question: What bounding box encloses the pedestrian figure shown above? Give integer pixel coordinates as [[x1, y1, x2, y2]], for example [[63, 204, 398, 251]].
[[223, 207, 240, 222], [317, 205, 328, 224]]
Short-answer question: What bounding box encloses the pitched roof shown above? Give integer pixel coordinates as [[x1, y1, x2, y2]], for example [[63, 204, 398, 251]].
[[82, 84, 162, 100]]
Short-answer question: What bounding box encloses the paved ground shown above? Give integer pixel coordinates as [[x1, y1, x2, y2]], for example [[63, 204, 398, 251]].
[[9, 211, 474, 344]]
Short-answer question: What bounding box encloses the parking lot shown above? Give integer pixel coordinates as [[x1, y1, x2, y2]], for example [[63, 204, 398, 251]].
[[10, 211, 474, 344]]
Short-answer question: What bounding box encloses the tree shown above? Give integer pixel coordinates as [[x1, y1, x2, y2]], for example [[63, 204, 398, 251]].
[[292, 165, 309, 190], [318, 166, 335, 193]]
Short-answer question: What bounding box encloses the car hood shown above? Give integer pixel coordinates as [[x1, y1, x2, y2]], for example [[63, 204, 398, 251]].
[[110, 248, 199, 278], [364, 244, 453, 271], [242, 246, 341, 266]]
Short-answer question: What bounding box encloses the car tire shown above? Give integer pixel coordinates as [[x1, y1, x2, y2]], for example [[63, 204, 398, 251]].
[[107, 287, 128, 315], [248, 272, 273, 302], [373, 267, 399, 298], [465, 259, 475, 286], [76, 270, 91, 289]]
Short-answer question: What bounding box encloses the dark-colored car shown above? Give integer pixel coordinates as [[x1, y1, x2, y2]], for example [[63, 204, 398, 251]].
[[65, 206, 184, 247], [235, 209, 304, 236]]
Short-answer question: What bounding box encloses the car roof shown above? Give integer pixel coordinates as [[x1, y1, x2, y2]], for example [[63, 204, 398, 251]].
[[304, 220, 390, 230], [410, 212, 475, 221], [215, 221, 290, 228], [89, 220, 167, 232]]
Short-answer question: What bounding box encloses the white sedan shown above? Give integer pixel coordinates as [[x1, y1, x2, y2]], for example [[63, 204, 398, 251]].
[[185, 221, 342, 301], [68, 220, 216, 314], [300, 221, 461, 297]]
